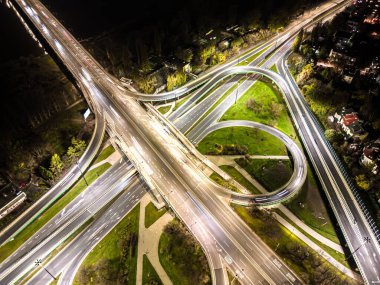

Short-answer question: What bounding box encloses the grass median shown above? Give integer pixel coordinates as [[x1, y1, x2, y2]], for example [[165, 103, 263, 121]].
[[158, 105, 171, 115], [158, 219, 211, 285], [197, 126, 287, 156], [145, 202, 167, 228], [93, 144, 115, 164], [73, 203, 140, 284], [232, 205, 358, 285], [143, 254, 163, 285], [0, 162, 111, 263]]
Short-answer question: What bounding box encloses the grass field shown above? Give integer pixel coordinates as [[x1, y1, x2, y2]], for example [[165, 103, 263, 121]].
[[94, 144, 115, 164], [143, 255, 163, 285], [0, 162, 112, 263], [145, 202, 167, 228], [236, 45, 271, 66], [210, 172, 240, 192], [285, 165, 340, 244], [235, 158, 292, 191], [73, 203, 140, 285], [232, 205, 358, 285], [158, 219, 211, 285], [220, 80, 297, 138], [197, 127, 287, 156], [158, 105, 171, 115], [219, 165, 261, 194]]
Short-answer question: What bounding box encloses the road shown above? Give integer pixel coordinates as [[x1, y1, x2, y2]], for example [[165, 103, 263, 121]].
[[0, 114, 105, 246], [6, 0, 308, 283], [6, 0, 378, 284], [195, 120, 306, 206], [25, 176, 147, 285], [0, 159, 137, 283], [277, 45, 380, 284]]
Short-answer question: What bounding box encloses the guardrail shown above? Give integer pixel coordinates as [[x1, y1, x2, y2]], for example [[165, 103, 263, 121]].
[[282, 57, 380, 245]]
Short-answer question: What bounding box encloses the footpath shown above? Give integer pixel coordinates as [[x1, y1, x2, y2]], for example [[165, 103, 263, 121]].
[[136, 195, 174, 285]]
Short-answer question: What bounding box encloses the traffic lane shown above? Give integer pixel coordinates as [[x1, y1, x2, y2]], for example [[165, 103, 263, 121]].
[[0, 160, 131, 274], [0, 165, 136, 283], [27, 178, 146, 285], [277, 61, 380, 283], [0, 116, 105, 246]]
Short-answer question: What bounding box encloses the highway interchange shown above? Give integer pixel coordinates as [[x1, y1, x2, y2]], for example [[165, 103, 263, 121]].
[[1, 0, 380, 284]]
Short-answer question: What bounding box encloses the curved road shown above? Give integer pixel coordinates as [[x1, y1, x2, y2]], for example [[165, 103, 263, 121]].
[[0, 114, 105, 246], [196, 120, 307, 206]]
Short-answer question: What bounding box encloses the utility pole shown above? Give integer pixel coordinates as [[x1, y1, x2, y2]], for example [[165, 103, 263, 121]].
[[35, 259, 56, 280]]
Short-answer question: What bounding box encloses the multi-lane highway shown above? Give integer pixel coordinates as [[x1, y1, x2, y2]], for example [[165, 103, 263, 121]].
[[4, 0, 380, 284], [0, 114, 105, 246], [5, 0, 309, 283], [25, 176, 146, 285], [0, 159, 137, 284]]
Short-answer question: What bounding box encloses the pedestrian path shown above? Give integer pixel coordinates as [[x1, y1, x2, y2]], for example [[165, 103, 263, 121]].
[[206, 155, 363, 280], [136, 195, 173, 285]]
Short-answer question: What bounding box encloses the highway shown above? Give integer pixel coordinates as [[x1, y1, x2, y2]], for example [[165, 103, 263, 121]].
[[5, 0, 379, 284], [277, 45, 380, 283], [5, 0, 308, 283], [0, 159, 137, 283], [0, 114, 105, 246], [25, 176, 146, 285], [195, 120, 306, 205]]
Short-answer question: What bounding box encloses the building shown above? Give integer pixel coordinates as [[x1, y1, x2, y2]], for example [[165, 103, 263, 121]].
[[360, 139, 380, 174], [329, 49, 356, 66], [333, 107, 368, 140]]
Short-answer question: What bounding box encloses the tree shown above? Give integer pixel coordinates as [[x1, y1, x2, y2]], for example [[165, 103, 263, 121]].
[[270, 102, 283, 119], [231, 37, 244, 49], [67, 137, 86, 162], [212, 52, 226, 65], [39, 165, 53, 181], [324, 129, 337, 142], [296, 64, 314, 85], [175, 48, 193, 63], [136, 75, 157, 94], [355, 174, 370, 191], [50, 153, 63, 177], [196, 45, 215, 65], [292, 28, 304, 52], [167, 71, 187, 91]]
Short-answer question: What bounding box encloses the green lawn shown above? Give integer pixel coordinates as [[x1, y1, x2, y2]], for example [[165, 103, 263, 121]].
[[143, 255, 163, 285], [236, 44, 271, 66], [94, 144, 115, 164], [210, 172, 240, 193], [197, 127, 287, 156], [232, 205, 358, 285], [219, 165, 261, 194], [270, 64, 278, 73], [220, 80, 297, 138], [145, 202, 167, 228], [173, 94, 192, 111], [275, 210, 349, 268], [235, 158, 292, 191], [159, 219, 211, 285], [158, 105, 171, 115], [0, 162, 112, 263], [73, 203, 140, 285], [285, 165, 340, 244]]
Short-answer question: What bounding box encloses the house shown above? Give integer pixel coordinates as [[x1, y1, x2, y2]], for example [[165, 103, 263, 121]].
[[329, 49, 356, 66], [360, 139, 380, 174], [334, 30, 355, 49], [333, 107, 368, 140]]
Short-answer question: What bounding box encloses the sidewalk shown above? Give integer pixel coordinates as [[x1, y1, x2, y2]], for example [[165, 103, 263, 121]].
[[136, 195, 173, 285]]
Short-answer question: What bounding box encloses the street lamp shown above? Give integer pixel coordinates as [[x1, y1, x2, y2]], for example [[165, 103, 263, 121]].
[[345, 237, 370, 261], [75, 158, 88, 186], [35, 259, 56, 280]]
